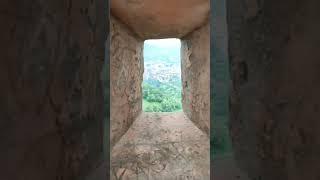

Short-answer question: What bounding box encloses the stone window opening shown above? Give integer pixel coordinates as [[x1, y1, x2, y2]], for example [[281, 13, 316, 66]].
[[110, 11, 210, 178], [142, 38, 183, 112]]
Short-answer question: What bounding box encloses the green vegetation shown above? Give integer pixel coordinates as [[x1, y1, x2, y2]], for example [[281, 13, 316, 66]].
[[142, 82, 182, 112], [143, 38, 182, 112]]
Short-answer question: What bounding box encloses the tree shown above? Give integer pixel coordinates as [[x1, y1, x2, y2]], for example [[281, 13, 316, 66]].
[[143, 81, 182, 112]]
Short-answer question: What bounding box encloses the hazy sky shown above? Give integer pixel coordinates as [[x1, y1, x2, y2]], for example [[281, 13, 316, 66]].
[[144, 38, 181, 48]]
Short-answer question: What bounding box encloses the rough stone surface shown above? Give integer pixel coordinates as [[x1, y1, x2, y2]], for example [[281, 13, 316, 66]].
[[109, 15, 210, 180], [0, 0, 109, 179], [110, 0, 210, 39], [227, 0, 320, 179], [6, 0, 320, 179], [111, 112, 209, 179], [110, 16, 144, 147], [181, 22, 210, 136], [211, 154, 250, 180]]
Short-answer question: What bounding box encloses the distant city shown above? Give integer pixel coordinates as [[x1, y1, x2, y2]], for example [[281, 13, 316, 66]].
[[143, 38, 181, 85], [144, 62, 181, 84]]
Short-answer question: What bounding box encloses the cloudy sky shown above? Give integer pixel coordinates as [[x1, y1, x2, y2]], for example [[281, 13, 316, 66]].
[[144, 38, 181, 48]]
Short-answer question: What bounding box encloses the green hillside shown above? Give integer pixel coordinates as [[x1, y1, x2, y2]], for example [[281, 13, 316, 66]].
[[143, 39, 182, 112]]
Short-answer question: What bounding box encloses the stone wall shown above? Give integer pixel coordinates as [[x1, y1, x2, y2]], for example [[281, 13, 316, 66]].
[[181, 22, 210, 135], [3, 0, 320, 179], [111, 0, 210, 39], [110, 16, 143, 147], [227, 0, 320, 179], [0, 0, 109, 179]]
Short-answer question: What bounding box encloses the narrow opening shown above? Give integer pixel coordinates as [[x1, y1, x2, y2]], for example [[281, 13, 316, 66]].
[[142, 38, 182, 112]]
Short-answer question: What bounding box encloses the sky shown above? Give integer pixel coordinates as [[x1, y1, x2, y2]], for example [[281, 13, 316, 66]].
[[143, 38, 181, 62], [144, 38, 181, 49]]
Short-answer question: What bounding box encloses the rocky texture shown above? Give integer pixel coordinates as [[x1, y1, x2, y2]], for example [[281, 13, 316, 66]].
[[211, 154, 250, 180], [110, 1, 210, 141], [227, 0, 320, 179], [109, 14, 210, 180], [110, 16, 144, 147], [0, 0, 109, 179], [111, 112, 209, 179], [210, 1, 242, 179], [3, 0, 320, 179], [110, 0, 209, 39], [181, 22, 210, 136]]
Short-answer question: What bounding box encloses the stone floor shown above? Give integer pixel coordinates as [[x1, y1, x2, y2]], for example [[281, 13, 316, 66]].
[[111, 112, 210, 180]]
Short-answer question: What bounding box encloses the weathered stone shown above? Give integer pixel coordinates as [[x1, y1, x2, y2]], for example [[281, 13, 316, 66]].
[[110, 16, 144, 147], [111, 0, 210, 39], [0, 0, 108, 179], [109, 12, 210, 180], [227, 0, 320, 179], [182, 22, 210, 136], [111, 112, 210, 179], [4, 0, 320, 179]]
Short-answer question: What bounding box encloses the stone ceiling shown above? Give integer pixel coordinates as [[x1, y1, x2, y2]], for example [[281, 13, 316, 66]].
[[110, 0, 210, 39]]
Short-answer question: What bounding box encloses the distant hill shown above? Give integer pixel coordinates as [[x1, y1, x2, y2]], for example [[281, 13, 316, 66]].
[[143, 39, 181, 63]]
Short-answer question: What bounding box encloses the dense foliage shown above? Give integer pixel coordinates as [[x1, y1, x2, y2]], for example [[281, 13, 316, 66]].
[[142, 81, 182, 112]]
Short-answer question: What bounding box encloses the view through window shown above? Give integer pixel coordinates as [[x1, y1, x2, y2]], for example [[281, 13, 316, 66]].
[[142, 38, 182, 112]]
